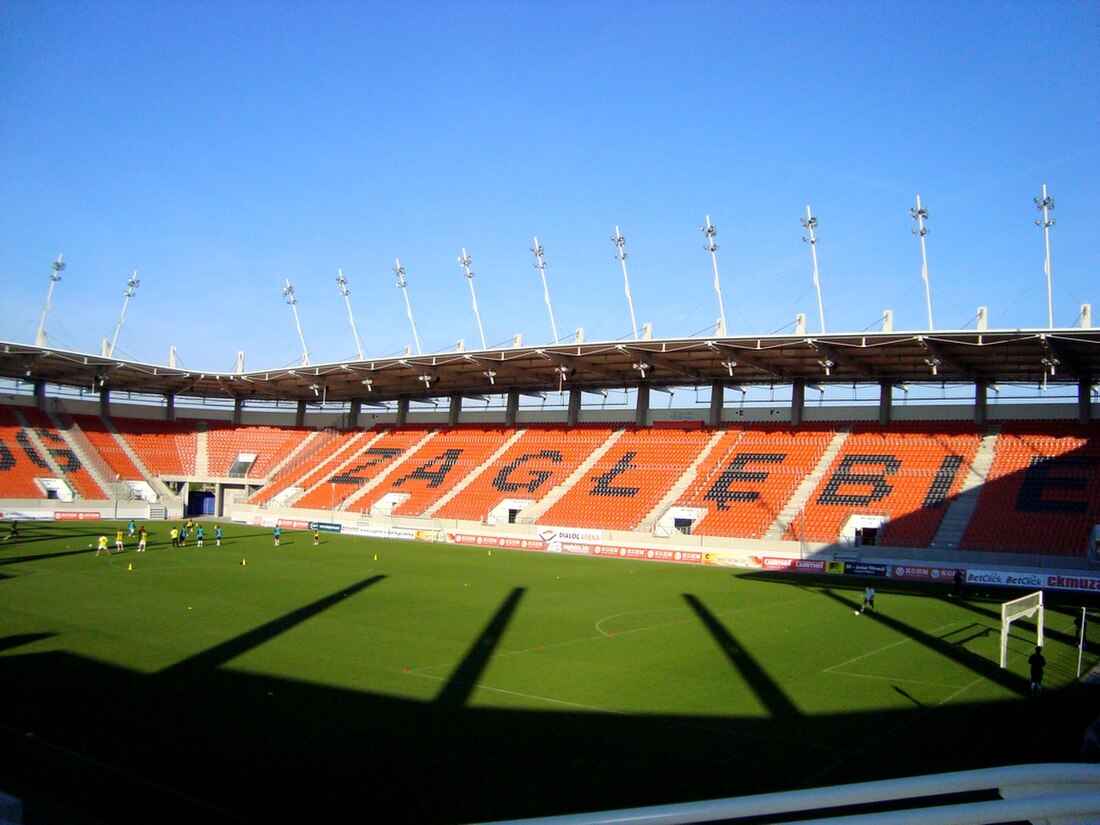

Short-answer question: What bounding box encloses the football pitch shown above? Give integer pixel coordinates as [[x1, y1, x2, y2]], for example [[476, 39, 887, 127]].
[[1, 521, 1097, 823]]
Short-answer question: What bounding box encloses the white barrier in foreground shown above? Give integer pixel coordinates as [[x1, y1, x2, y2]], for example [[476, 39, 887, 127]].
[[484, 763, 1100, 825]]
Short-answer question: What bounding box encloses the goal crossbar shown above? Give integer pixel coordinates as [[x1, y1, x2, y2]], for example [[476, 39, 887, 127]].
[[1001, 590, 1044, 669]]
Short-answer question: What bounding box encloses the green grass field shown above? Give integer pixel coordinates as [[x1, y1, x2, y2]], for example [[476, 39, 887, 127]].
[[1, 520, 1098, 823]]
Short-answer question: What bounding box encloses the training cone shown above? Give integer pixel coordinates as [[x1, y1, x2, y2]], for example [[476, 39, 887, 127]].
[[373, 554, 378, 561], [127, 563, 132, 571], [240, 559, 246, 566], [488, 550, 492, 556]]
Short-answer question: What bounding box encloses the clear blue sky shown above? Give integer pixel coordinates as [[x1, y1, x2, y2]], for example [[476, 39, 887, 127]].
[[2, 1, 1098, 373]]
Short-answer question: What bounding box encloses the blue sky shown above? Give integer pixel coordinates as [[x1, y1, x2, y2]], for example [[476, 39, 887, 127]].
[[1, 1, 1098, 374]]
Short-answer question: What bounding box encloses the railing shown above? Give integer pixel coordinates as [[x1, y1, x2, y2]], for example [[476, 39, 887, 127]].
[[483, 763, 1100, 825]]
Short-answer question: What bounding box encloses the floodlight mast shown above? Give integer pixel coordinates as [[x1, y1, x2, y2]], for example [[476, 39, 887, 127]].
[[611, 226, 639, 340], [701, 215, 727, 336], [35, 254, 66, 347], [336, 268, 366, 361], [393, 259, 423, 355], [1034, 184, 1056, 328], [801, 206, 826, 333], [282, 279, 312, 366], [530, 237, 558, 344], [910, 195, 933, 330], [458, 249, 487, 350], [108, 271, 140, 357]]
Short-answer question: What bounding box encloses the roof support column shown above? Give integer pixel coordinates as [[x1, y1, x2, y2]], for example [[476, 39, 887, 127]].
[[396, 397, 409, 427], [567, 387, 581, 427], [295, 401, 306, 428], [448, 394, 462, 427], [635, 384, 650, 427], [165, 393, 175, 422], [99, 386, 110, 420], [878, 381, 892, 426], [975, 380, 988, 427], [791, 379, 805, 427], [232, 398, 243, 427], [708, 380, 724, 427], [34, 379, 47, 412], [1080, 377, 1094, 425], [348, 399, 360, 429], [505, 390, 519, 427]]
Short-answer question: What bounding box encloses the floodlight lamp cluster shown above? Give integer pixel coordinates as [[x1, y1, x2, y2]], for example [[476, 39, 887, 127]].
[[818, 358, 835, 376], [611, 230, 627, 260], [910, 206, 929, 236], [632, 361, 650, 377], [925, 357, 942, 376], [123, 274, 140, 297], [700, 221, 718, 252], [336, 271, 349, 296], [51, 259, 66, 281], [282, 283, 296, 305], [1034, 193, 1056, 228], [1040, 356, 1059, 376], [801, 214, 818, 244], [393, 263, 407, 287]]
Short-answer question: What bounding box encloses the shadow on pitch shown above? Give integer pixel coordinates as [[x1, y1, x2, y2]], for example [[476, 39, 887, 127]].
[[0, 578, 1097, 825]]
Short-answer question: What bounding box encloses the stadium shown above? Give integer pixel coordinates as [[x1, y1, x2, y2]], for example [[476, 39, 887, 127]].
[[5, 0, 1100, 820], [1, 263, 1099, 823]]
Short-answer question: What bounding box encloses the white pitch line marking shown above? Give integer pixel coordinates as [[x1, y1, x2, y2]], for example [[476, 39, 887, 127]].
[[404, 671, 831, 750]]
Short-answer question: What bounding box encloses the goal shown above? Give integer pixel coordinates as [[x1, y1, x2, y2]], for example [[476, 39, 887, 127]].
[[1000, 590, 1044, 669]]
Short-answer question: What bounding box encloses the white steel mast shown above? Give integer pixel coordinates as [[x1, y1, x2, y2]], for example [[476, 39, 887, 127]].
[[458, 249, 487, 350], [701, 215, 727, 336], [393, 259, 423, 355], [611, 226, 639, 339], [530, 237, 558, 344], [1034, 184, 1056, 328], [336, 268, 366, 361], [910, 196, 933, 330], [35, 254, 66, 347], [801, 206, 826, 333], [282, 279, 312, 366], [108, 271, 140, 357]]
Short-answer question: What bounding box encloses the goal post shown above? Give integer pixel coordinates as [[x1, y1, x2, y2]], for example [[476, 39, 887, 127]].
[[1000, 591, 1044, 669]]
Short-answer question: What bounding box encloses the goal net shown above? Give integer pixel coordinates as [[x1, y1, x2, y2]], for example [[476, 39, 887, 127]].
[[1000, 590, 1044, 669]]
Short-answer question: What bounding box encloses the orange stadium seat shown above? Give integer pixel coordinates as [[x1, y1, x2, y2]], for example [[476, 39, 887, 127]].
[[783, 423, 980, 548], [960, 422, 1100, 557], [249, 429, 365, 506], [292, 427, 430, 512], [0, 406, 50, 499], [434, 426, 613, 522], [678, 425, 835, 538], [351, 426, 516, 517], [19, 409, 108, 498], [72, 414, 146, 481], [537, 427, 713, 531], [114, 417, 197, 476], [205, 423, 310, 478]]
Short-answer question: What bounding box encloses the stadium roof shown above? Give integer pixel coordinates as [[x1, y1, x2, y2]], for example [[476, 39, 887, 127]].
[[2, 328, 1098, 405]]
